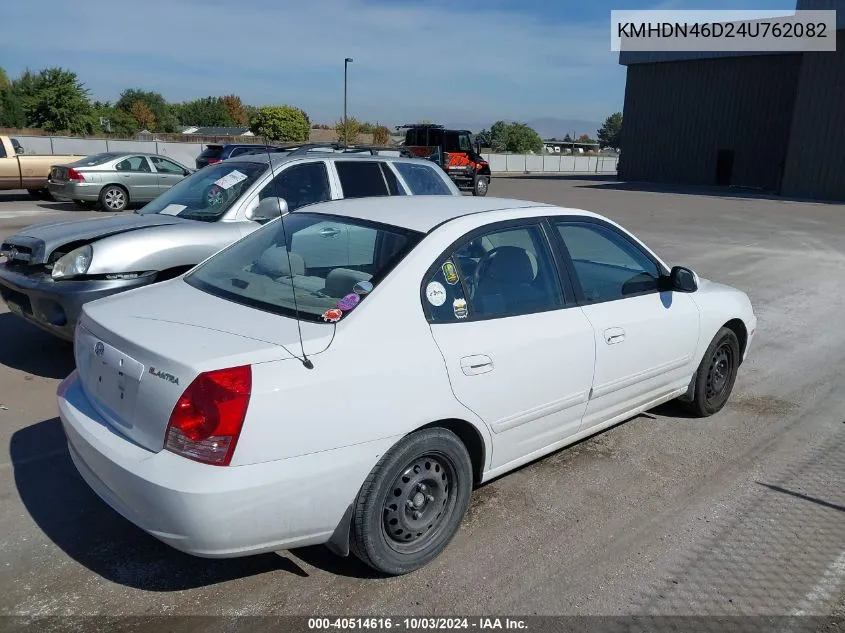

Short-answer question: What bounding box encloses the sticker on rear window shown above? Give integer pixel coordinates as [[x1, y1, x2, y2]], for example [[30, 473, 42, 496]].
[[337, 293, 360, 311], [442, 260, 459, 285], [353, 280, 374, 295], [426, 281, 447, 307], [453, 298, 468, 319], [322, 308, 343, 323], [213, 170, 248, 190], [159, 204, 186, 216]]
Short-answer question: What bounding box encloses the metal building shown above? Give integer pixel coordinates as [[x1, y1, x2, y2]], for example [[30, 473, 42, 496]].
[[618, 0, 845, 201]]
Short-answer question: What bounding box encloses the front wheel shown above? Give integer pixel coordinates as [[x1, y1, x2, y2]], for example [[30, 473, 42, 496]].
[[681, 327, 741, 417], [349, 428, 473, 575], [99, 185, 128, 212], [471, 175, 489, 197]]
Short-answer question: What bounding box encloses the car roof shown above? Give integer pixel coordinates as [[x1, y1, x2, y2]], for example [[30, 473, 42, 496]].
[[297, 196, 598, 233], [232, 151, 419, 166]]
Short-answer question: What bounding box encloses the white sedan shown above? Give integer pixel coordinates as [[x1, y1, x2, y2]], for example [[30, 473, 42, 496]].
[[57, 196, 756, 575]]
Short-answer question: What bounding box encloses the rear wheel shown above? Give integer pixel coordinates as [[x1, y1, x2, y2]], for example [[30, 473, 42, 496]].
[[681, 327, 741, 417], [349, 428, 472, 575], [471, 175, 489, 197], [99, 185, 128, 212], [27, 188, 52, 200]]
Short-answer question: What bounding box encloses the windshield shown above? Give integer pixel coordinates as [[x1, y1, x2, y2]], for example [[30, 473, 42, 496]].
[[185, 212, 423, 322], [138, 160, 268, 221]]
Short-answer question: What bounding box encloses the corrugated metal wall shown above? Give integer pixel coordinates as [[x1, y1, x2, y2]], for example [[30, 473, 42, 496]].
[[620, 54, 803, 190], [781, 31, 845, 201]]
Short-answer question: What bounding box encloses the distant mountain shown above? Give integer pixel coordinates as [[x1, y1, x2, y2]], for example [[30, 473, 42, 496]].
[[443, 117, 602, 140]]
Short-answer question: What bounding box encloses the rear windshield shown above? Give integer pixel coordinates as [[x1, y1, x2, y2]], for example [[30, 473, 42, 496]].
[[199, 145, 224, 158], [185, 212, 423, 322], [138, 161, 268, 221], [71, 153, 119, 166]]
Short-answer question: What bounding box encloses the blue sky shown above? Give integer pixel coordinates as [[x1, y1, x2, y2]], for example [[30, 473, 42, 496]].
[[2, 0, 796, 128]]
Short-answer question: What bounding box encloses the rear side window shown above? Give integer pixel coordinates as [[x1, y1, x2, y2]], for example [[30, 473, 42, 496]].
[[115, 156, 151, 172], [394, 162, 452, 195], [335, 161, 390, 198]]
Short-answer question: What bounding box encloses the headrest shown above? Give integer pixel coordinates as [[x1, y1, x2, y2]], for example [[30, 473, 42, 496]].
[[324, 267, 372, 297], [485, 246, 536, 283], [254, 247, 305, 277]]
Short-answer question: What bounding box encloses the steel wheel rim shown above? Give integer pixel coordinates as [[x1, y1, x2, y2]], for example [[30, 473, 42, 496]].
[[477, 178, 488, 194], [706, 343, 733, 401], [105, 189, 125, 209], [382, 453, 457, 554]]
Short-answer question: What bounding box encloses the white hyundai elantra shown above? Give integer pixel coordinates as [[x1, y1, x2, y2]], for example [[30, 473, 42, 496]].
[[57, 195, 756, 575]]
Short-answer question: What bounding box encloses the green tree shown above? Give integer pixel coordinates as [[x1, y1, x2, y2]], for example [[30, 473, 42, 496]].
[[563, 133, 573, 143], [0, 67, 8, 90], [89, 101, 138, 137], [597, 112, 622, 149], [248, 105, 310, 142], [335, 117, 361, 145], [372, 124, 390, 145], [23, 68, 92, 134], [504, 122, 543, 153], [221, 94, 248, 126], [489, 120, 510, 152], [175, 96, 234, 127], [116, 88, 179, 132]]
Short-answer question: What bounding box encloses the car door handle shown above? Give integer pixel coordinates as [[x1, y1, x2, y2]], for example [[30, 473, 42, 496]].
[[460, 354, 493, 376], [319, 227, 340, 238], [604, 327, 626, 345]]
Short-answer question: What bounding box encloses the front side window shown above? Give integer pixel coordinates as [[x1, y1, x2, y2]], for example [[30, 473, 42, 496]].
[[258, 161, 331, 211], [139, 160, 268, 221], [394, 162, 452, 195], [424, 223, 564, 322], [335, 161, 390, 198], [554, 221, 661, 303], [186, 212, 422, 322], [150, 156, 185, 174], [115, 156, 151, 172]]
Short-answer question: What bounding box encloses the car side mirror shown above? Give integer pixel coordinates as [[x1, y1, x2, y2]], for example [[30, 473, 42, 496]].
[[247, 196, 288, 222], [664, 266, 699, 292], [183, 168, 192, 176]]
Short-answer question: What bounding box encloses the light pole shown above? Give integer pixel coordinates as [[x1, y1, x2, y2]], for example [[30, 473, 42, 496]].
[[344, 57, 353, 148]]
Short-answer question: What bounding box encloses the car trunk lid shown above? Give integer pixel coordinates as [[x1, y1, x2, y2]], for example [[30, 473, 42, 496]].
[[75, 279, 333, 453]]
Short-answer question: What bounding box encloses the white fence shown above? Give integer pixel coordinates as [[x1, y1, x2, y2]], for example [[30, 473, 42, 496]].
[[12, 135, 619, 175]]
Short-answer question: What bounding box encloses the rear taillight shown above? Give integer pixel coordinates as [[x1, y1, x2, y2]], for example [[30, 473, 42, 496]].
[[207, 158, 221, 165], [164, 365, 252, 466], [67, 168, 85, 182]]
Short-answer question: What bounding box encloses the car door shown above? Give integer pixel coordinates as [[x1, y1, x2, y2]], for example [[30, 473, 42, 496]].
[[551, 219, 700, 430], [425, 220, 596, 471], [114, 155, 158, 201], [149, 155, 188, 194]]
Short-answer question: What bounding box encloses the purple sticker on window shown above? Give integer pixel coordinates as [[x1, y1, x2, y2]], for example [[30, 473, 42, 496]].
[[337, 293, 361, 311]]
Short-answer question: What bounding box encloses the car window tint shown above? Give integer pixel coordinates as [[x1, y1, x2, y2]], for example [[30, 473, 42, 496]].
[[116, 156, 151, 172], [380, 163, 405, 195], [336, 161, 389, 198], [424, 224, 563, 322], [394, 162, 452, 195], [0, 143, 6, 159], [229, 147, 248, 157], [150, 156, 184, 174], [259, 161, 331, 211], [555, 221, 660, 303]]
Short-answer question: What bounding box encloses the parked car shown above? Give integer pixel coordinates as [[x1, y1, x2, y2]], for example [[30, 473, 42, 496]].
[[0, 135, 85, 198], [57, 195, 756, 575], [0, 150, 459, 341], [195, 143, 288, 169], [47, 152, 194, 212]]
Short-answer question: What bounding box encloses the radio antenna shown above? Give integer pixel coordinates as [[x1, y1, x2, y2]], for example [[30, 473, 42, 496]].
[[264, 142, 313, 370]]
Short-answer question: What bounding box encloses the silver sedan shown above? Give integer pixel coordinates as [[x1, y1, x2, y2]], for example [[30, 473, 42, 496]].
[[47, 152, 194, 212]]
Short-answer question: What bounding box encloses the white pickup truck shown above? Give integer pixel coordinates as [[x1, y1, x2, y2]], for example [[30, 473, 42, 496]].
[[0, 135, 85, 198]]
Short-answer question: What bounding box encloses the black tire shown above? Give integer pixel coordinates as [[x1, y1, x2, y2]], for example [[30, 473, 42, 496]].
[[681, 327, 741, 417], [349, 427, 473, 575], [27, 188, 52, 200], [99, 185, 128, 212], [471, 175, 489, 197]]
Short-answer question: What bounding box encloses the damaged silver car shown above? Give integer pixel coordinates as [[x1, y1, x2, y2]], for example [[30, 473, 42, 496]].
[[0, 147, 459, 340]]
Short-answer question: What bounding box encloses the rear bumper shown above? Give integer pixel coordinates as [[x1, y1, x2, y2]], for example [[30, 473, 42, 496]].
[[57, 371, 393, 558], [0, 265, 155, 340], [47, 180, 103, 202]]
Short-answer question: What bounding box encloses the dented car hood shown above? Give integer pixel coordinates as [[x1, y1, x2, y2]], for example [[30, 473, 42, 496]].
[[3, 214, 185, 264]]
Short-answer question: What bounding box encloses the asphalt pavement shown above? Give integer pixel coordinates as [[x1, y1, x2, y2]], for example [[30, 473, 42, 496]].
[[0, 181, 843, 623]]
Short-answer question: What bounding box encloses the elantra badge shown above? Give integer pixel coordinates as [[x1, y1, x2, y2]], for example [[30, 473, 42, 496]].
[[149, 366, 180, 385]]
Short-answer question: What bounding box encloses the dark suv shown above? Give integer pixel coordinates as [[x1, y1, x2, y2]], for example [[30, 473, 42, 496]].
[[195, 144, 286, 169]]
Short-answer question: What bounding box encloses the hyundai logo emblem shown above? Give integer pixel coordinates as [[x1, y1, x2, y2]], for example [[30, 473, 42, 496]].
[[8, 247, 18, 260], [94, 341, 105, 358]]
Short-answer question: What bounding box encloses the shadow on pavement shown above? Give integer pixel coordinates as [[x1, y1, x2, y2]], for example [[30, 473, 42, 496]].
[[578, 180, 845, 205], [10, 418, 312, 590], [497, 173, 619, 182], [0, 313, 75, 379]]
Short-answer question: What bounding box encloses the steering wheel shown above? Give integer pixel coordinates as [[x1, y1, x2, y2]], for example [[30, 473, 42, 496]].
[[470, 246, 512, 300]]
